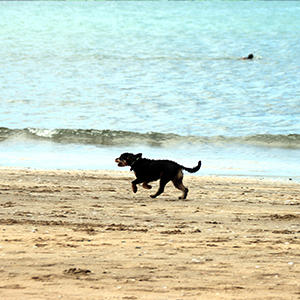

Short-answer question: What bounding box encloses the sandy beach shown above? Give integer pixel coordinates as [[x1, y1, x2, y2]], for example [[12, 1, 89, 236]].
[[0, 167, 299, 299]]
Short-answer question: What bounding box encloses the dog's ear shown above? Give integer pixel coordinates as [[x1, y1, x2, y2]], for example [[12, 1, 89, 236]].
[[135, 153, 142, 159]]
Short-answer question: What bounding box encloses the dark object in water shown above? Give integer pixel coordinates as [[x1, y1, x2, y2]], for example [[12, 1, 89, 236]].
[[242, 53, 254, 60]]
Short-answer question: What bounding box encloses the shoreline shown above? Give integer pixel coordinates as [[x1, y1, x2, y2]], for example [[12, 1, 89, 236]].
[[1, 165, 298, 184], [0, 167, 299, 299], [1, 137, 300, 182]]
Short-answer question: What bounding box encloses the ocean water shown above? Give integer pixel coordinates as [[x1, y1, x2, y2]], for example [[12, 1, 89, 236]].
[[0, 1, 299, 180]]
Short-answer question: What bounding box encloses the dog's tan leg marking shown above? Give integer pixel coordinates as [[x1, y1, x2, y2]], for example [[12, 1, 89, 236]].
[[142, 182, 152, 190], [172, 170, 188, 199]]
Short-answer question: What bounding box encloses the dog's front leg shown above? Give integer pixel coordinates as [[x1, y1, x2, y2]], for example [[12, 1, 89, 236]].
[[131, 182, 137, 193], [142, 182, 152, 190], [131, 178, 144, 193]]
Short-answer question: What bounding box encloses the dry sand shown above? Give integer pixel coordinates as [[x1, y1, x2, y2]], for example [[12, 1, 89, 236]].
[[0, 167, 299, 300]]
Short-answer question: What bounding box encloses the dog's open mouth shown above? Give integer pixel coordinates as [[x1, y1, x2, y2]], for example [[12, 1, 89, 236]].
[[115, 158, 127, 167]]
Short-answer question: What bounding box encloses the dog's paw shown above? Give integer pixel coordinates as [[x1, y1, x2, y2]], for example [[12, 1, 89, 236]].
[[150, 194, 156, 198], [142, 183, 152, 190]]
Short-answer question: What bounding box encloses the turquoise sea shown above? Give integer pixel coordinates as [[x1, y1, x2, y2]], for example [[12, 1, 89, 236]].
[[0, 1, 299, 180]]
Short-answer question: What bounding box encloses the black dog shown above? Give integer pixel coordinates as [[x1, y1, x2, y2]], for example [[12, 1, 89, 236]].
[[115, 152, 201, 199]]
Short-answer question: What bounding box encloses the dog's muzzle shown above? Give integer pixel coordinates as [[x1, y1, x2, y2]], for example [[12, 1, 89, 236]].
[[115, 158, 127, 167]]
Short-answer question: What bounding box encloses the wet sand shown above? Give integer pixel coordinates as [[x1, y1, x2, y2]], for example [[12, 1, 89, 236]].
[[0, 167, 299, 299]]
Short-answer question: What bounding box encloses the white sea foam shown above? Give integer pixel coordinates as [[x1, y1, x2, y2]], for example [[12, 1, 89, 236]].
[[0, 1, 299, 177]]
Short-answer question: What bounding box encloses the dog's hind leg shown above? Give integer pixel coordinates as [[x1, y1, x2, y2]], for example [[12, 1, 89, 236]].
[[150, 178, 169, 198], [172, 171, 188, 199]]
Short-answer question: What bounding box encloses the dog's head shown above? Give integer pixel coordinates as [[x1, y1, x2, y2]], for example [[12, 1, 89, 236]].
[[115, 152, 142, 167]]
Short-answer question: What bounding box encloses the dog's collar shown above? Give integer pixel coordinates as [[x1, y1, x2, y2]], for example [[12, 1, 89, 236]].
[[130, 157, 141, 171]]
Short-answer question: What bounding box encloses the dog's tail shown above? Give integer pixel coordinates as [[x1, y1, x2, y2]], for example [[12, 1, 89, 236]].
[[182, 161, 201, 173]]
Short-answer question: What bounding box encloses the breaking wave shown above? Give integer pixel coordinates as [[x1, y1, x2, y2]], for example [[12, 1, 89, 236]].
[[0, 127, 300, 149]]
